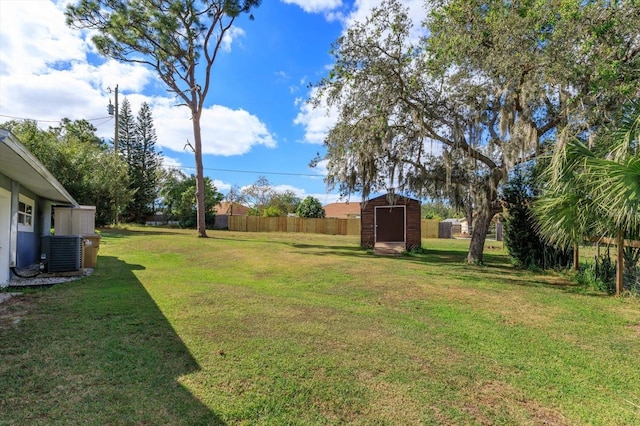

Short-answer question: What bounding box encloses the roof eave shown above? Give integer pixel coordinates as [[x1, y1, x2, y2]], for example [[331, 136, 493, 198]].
[[0, 129, 78, 206]]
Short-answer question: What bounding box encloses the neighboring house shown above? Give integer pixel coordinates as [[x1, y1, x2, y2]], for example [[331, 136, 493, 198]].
[[442, 218, 469, 235], [323, 202, 362, 219], [215, 201, 250, 216], [0, 129, 78, 286], [213, 201, 250, 230]]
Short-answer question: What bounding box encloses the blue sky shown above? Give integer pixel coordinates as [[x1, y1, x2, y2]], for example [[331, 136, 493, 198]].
[[0, 0, 426, 205]]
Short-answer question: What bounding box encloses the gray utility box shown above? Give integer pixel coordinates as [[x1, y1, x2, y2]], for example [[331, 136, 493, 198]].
[[41, 236, 82, 273]]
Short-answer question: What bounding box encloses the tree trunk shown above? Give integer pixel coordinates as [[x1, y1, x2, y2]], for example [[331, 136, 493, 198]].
[[466, 170, 503, 265], [467, 206, 491, 264], [192, 115, 208, 238], [464, 207, 473, 236]]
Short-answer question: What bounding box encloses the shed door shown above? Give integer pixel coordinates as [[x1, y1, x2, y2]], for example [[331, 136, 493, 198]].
[[375, 206, 405, 243]]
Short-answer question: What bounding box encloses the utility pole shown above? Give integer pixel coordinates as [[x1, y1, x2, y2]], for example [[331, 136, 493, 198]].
[[107, 85, 120, 225], [107, 84, 119, 152]]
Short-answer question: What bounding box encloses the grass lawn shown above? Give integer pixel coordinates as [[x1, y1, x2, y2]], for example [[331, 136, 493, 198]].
[[1, 226, 639, 425]]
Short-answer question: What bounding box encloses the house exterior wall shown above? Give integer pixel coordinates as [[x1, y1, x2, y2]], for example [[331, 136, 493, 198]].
[[15, 188, 43, 268], [1, 129, 78, 286], [16, 231, 38, 268], [360, 194, 421, 250], [0, 186, 10, 285], [0, 173, 54, 279]]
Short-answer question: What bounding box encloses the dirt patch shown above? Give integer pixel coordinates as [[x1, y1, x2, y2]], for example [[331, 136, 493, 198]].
[[625, 323, 640, 336], [0, 294, 30, 330], [463, 380, 570, 425], [357, 370, 424, 424]]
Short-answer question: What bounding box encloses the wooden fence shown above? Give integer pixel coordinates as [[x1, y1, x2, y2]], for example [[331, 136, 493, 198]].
[[422, 220, 440, 239], [227, 216, 443, 238], [228, 216, 362, 236]]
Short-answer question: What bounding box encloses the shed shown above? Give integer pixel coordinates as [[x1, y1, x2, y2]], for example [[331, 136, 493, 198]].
[[360, 194, 421, 253]]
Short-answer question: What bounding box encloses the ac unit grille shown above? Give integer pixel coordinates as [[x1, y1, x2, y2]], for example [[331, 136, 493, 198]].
[[42, 236, 82, 272]]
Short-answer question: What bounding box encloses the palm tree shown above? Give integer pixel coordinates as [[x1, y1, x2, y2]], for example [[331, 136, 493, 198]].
[[535, 100, 640, 295]]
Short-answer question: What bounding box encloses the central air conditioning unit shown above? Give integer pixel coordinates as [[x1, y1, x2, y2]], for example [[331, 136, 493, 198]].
[[41, 236, 82, 273]]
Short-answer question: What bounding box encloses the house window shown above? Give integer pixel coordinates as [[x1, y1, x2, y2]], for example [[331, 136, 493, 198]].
[[18, 196, 34, 232]]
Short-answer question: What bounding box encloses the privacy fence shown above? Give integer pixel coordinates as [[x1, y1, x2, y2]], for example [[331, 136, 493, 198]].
[[228, 216, 362, 235], [226, 216, 450, 239]]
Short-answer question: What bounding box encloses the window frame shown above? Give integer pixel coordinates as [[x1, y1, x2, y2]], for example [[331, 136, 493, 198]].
[[18, 195, 34, 232]]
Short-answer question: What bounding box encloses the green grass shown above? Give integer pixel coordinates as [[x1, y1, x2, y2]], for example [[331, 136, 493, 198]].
[[1, 226, 639, 425]]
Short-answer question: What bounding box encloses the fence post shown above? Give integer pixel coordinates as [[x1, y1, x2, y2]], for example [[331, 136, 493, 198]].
[[616, 231, 624, 296]]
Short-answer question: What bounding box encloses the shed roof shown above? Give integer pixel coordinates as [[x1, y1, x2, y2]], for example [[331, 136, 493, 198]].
[[0, 129, 77, 205], [365, 193, 420, 205]]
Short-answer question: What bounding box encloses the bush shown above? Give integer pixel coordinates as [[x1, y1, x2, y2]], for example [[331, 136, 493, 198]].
[[502, 164, 573, 270], [296, 196, 325, 218]]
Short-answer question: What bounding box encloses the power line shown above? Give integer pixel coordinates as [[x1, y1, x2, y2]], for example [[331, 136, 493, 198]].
[[169, 165, 322, 178], [0, 113, 113, 123]]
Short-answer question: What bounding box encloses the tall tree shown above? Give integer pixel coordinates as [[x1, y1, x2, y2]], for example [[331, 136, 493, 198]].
[[241, 176, 274, 215], [269, 190, 301, 216], [66, 0, 261, 237], [311, 0, 639, 263], [160, 171, 223, 228], [136, 102, 162, 221], [4, 119, 131, 226], [117, 98, 136, 166], [223, 184, 246, 216], [121, 101, 162, 223], [117, 97, 139, 223]]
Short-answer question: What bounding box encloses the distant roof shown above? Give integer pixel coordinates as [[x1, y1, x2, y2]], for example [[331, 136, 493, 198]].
[[215, 201, 249, 216], [323, 202, 361, 218], [0, 129, 77, 205], [442, 218, 465, 223]]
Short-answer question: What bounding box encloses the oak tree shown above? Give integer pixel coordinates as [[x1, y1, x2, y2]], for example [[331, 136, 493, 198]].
[[311, 0, 639, 263]]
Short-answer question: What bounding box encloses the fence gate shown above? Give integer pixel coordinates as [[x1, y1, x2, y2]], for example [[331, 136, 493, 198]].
[[375, 206, 405, 243]]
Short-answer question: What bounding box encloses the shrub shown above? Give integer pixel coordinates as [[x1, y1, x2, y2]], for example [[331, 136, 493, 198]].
[[501, 164, 573, 270]]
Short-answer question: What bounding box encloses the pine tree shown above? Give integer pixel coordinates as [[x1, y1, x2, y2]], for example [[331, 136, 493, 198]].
[[117, 98, 136, 163], [118, 99, 162, 223], [114, 98, 136, 223], [135, 102, 162, 222]]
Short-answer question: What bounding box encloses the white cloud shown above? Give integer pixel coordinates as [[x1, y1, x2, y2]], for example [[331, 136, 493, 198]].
[[312, 158, 329, 176], [161, 155, 183, 170], [149, 100, 276, 156], [221, 26, 246, 52], [293, 87, 338, 144], [212, 179, 231, 192], [0, 1, 86, 76], [283, 0, 428, 35], [269, 183, 343, 206], [0, 1, 276, 159], [280, 0, 343, 14]]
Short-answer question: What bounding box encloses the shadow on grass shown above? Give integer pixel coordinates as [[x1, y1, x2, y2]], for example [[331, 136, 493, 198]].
[[0, 255, 225, 425], [97, 226, 182, 238], [285, 241, 592, 295]]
